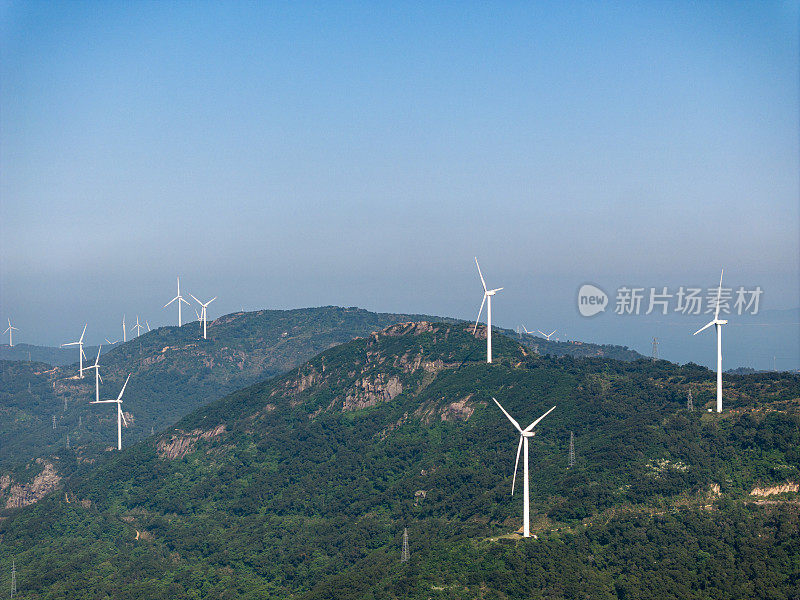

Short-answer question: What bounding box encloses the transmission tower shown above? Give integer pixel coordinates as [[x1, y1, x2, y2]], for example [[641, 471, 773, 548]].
[[78, 415, 82, 428], [10, 560, 16, 599], [63, 397, 67, 411], [66, 434, 70, 449], [401, 527, 410, 563], [651, 337, 659, 361], [52, 415, 56, 430], [687, 388, 694, 412], [568, 431, 576, 468]]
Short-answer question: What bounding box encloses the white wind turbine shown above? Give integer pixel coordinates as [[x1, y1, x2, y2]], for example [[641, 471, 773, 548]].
[[164, 277, 190, 326], [130, 316, 144, 338], [3, 318, 19, 346], [493, 398, 556, 538], [189, 294, 216, 340], [693, 269, 728, 413], [61, 324, 88, 378], [537, 329, 557, 341], [91, 374, 131, 451], [84, 346, 103, 403], [472, 257, 503, 363]]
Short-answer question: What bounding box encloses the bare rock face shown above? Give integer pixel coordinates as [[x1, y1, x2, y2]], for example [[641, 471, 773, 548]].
[[157, 425, 226, 460], [750, 482, 799, 497], [343, 374, 403, 411], [439, 397, 476, 422], [416, 396, 478, 425], [3, 460, 62, 509]]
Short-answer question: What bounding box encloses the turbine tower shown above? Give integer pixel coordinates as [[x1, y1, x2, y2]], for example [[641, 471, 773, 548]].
[[493, 398, 556, 537], [4, 318, 19, 346], [189, 294, 217, 340], [472, 257, 503, 363], [61, 324, 88, 378], [84, 346, 103, 403], [693, 269, 727, 412], [164, 277, 190, 327], [91, 374, 131, 451], [130, 316, 144, 338], [122, 315, 127, 343], [537, 329, 557, 341]]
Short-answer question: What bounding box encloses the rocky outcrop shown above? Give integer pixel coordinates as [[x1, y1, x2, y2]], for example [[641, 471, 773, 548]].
[[4, 460, 62, 509], [750, 482, 798, 497], [343, 374, 403, 411], [157, 425, 226, 460]]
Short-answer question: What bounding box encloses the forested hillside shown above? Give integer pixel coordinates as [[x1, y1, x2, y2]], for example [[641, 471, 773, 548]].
[[1, 322, 797, 599]]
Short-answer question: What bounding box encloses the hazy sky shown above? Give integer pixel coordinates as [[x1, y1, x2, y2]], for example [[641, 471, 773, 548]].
[[1, 1, 798, 368]]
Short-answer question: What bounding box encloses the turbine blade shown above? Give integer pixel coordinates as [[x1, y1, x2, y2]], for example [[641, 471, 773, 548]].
[[207, 297, 216, 304], [95, 346, 101, 365], [550, 330, 557, 337], [693, 320, 715, 335], [524, 405, 557, 432], [537, 330, 546, 336], [490, 287, 504, 293], [511, 436, 523, 496], [493, 397, 523, 433], [80, 324, 87, 342], [180, 297, 191, 305], [120, 405, 128, 427], [117, 374, 131, 400], [714, 269, 724, 320], [472, 294, 487, 334], [189, 293, 200, 304], [164, 297, 178, 307], [474, 257, 488, 292]]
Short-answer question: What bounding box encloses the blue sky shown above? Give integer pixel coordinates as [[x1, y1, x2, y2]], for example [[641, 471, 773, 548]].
[[1, 1, 798, 368]]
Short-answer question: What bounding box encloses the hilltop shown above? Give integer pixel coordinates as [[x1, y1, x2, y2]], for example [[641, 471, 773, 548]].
[[1, 322, 797, 599]]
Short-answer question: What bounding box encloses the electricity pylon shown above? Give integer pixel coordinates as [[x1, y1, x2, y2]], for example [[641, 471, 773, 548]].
[[401, 528, 410, 562]]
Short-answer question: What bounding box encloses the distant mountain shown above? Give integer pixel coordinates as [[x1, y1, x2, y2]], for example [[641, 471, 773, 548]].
[[0, 342, 107, 366], [1, 322, 798, 599]]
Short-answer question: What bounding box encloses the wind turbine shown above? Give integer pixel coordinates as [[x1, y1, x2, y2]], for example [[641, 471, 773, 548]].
[[189, 294, 216, 340], [472, 257, 503, 363], [493, 398, 556, 538], [537, 329, 557, 341], [164, 277, 190, 326], [693, 269, 728, 413], [84, 346, 103, 403], [91, 374, 131, 451], [130, 316, 144, 338], [122, 315, 126, 343], [3, 318, 19, 346], [61, 324, 88, 378]]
